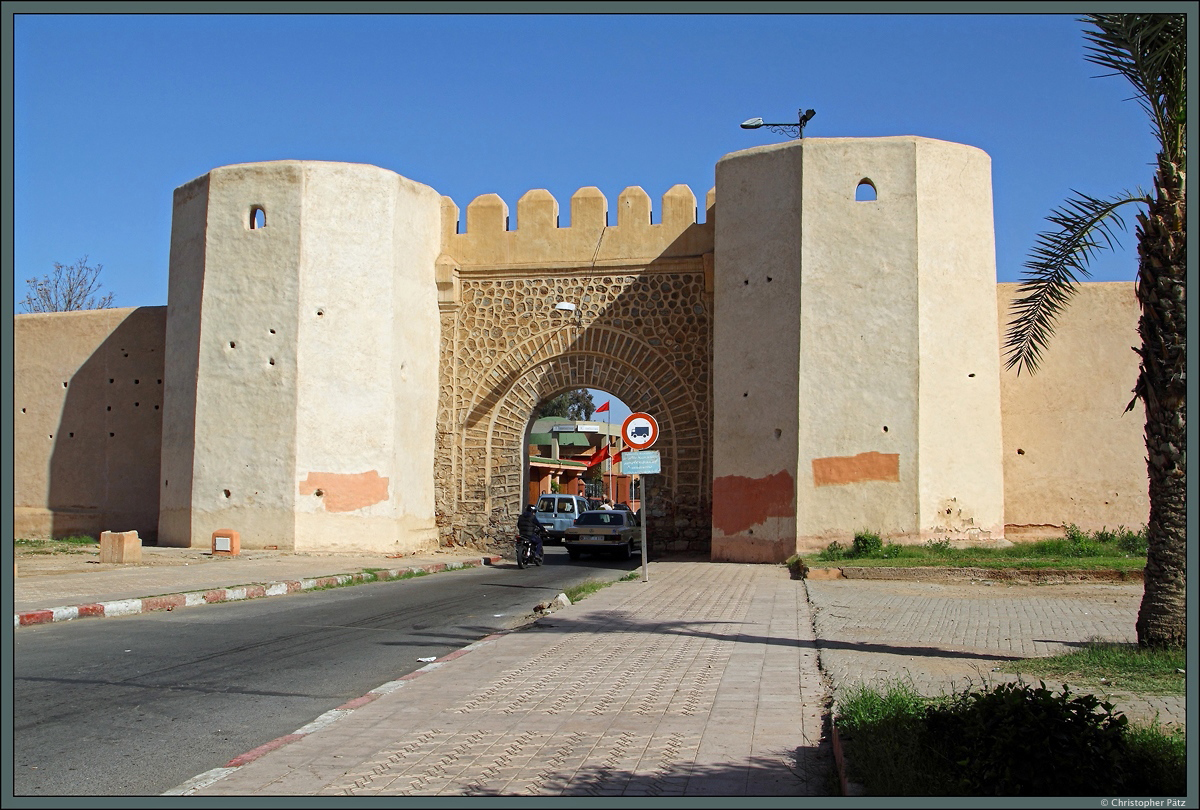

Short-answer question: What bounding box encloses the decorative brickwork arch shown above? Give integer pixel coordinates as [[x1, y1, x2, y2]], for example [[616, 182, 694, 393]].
[[435, 185, 715, 555], [437, 269, 712, 555]]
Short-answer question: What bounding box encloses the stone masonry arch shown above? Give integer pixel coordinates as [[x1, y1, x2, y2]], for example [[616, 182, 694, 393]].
[[439, 274, 712, 555], [435, 185, 715, 555]]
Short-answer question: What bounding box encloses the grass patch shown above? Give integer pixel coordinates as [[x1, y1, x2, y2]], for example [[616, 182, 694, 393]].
[[14, 536, 99, 555], [563, 579, 613, 603], [836, 680, 1186, 796], [998, 639, 1186, 694], [812, 525, 1147, 571], [563, 572, 640, 603]]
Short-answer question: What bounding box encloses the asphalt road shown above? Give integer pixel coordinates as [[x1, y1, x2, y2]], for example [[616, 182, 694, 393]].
[[13, 547, 639, 797]]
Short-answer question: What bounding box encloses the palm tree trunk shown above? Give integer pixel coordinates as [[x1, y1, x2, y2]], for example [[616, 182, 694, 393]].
[[1134, 156, 1187, 648]]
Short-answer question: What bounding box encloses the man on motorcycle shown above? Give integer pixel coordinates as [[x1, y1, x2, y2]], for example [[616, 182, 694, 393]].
[[517, 503, 546, 564]]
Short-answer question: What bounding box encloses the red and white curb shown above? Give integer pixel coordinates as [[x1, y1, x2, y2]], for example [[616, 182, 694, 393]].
[[161, 632, 509, 796], [14, 556, 502, 629]]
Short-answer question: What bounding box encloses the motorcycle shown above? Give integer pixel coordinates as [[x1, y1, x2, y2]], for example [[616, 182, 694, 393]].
[[515, 534, 543, 569]]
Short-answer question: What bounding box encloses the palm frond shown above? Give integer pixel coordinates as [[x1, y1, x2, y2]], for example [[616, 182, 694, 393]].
[[1080, 13, 1187, 165], [1004, 189, 1148, 375]]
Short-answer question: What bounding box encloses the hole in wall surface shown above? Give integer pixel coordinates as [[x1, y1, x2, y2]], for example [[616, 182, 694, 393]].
[[106, 406, 112, 411], [109, 433, 115, 438], [968, 373, 976, 378], [882, 426, 888, 433], [855, 179, 877, 201], [224, 489, 231, 498], [134, 379, 140, 384], [62, 381, 68, 388], [314, 489, 324, 497], [68, 432, 74, 438], [154, 405, 159, 410], [269, 329, 276, 334], [269, 358, 276, 366], [250, 206, 266, 229], [774, 428, 782, 439], [229, 342, 236, 349], [22, 407, 26, 413], [316, 309, 324, 317], [157, 379, 162, 384], [1017, 448, 1025, 455]]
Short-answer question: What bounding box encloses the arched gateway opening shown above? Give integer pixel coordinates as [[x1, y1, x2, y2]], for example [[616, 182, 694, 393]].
[[434, 185, 714, 556]]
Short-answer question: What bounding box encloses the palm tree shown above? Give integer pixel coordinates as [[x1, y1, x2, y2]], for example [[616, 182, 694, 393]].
[[1004, 14, 1185, 648]]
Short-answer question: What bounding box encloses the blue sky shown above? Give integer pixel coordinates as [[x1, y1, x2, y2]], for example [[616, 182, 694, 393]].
[[11, 11, 1166, 423]]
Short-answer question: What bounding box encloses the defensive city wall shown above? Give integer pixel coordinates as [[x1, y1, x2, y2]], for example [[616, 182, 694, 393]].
[[13, 137, 1149, 562]]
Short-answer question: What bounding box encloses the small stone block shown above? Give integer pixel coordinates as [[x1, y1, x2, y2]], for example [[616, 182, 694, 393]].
[[100, 530, 142, 564], [211, 529, 241, 556]]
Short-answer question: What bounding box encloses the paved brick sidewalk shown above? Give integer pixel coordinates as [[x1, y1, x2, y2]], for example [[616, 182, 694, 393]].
[[805, 578, 1185, 728], [173, 562, 831, 797]]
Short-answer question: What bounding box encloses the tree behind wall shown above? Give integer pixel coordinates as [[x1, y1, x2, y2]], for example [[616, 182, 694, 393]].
[[536, 389, 596, 421], [21, 257, 115, 313]]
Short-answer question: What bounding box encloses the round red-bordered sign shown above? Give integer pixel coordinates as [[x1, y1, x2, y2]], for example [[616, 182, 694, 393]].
[[621, 412, 659, 450]]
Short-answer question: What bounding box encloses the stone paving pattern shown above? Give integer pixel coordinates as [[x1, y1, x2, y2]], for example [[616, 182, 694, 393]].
[[191, 562, 828, 797], [806, 578, 1184, 727]]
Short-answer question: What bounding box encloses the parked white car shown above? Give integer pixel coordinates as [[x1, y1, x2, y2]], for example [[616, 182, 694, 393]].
[[563, 509, 641, 560]]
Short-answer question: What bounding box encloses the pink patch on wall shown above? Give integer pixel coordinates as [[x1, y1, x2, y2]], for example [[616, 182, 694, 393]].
[[812, 452, 899, 487], [712, 470, 795, 535], [299, 470, 391, 512]]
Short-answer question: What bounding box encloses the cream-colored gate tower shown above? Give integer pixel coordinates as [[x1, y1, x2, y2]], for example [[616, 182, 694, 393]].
[[158, 161, 443, 553], [712, 137, 1005, 562]]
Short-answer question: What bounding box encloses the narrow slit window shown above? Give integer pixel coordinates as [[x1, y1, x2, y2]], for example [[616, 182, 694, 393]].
[[250, 206, 267, 229], [855, 179, 877, 202]]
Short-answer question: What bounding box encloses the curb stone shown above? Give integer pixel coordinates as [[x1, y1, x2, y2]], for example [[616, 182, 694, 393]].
[[13, 556, 502, 629]]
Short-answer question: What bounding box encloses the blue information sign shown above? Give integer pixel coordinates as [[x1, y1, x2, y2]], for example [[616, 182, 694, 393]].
[[621, 450, 661, 475]]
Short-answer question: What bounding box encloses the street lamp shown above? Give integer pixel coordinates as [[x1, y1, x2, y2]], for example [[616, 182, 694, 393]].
[[741, 108, 816, 139], [554, 300, 582, 326]]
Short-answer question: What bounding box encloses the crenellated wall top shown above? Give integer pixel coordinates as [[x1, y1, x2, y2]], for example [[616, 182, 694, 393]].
[[442, 185, 715, 270]]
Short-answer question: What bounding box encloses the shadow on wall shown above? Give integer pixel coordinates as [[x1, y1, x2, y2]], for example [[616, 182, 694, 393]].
[[46, 307, 166, 541]]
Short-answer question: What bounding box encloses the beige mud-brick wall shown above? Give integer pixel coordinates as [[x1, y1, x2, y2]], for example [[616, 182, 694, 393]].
[[14, 307, 165, 539], [712, 137, 1004, 562], [998, 282, 1147, 537], [159, 161, 442, 552], [437, 185, 714, 554]]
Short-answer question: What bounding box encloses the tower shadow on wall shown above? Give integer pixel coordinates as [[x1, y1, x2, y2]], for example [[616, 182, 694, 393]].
[[47, 307, 166, 542]]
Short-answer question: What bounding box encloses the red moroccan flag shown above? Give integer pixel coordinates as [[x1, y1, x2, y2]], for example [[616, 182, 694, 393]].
[[611, 451, 622, 465], [587, 444, 610, 467], [595, 401, 610, 414]]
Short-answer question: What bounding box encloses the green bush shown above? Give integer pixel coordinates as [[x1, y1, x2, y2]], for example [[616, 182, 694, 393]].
[[851, 531, 883, 558], [819, 541, 847, 561], [837, 680, 1186, 796], [923, 538, 953, 553], [1113, 525, 1149, 556], [922, 681, 1130, 795]]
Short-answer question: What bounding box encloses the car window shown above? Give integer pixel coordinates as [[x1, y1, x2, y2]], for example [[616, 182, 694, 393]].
[[536, 497, 555, 513], [575, 511, 625, 527], [559, 498, 575, 513]]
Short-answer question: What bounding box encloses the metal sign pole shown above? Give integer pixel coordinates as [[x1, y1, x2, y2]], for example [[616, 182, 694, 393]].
[[640, 474, 649, 582]]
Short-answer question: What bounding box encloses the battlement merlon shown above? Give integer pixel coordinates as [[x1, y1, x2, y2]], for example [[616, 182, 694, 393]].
[[441, 185, 716, 270]]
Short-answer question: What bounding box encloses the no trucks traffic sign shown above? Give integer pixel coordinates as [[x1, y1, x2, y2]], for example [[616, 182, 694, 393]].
[[621, 412, 659, 450]]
